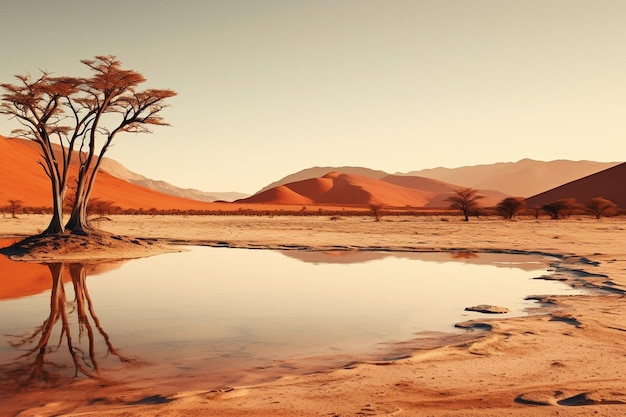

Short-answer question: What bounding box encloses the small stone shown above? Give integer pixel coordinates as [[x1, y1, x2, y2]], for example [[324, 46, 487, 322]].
[[464, 304, 509, 314]]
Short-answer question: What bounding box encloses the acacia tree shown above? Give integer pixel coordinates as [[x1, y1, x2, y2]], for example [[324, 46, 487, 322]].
[[65, 56, 176, 233], [7, 199, 23, 218], [0, 55, 176, 235], [496, 197, 526, 220], [541, 198, 579, 220], [586, 197, 617, 219], [88, 198, 119, 218], [446, 188, 485, 221], [1, 74, 81, 234]]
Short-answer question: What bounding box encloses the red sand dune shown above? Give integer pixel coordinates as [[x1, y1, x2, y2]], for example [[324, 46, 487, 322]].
[[240, 171, 433, 207], [525, 162, 626, 208], [0, 136, 219, 211], [240, 171, 506, 208]]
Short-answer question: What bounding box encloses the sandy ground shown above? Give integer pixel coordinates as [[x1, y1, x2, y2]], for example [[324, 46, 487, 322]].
[[1, 214, 625, 416]]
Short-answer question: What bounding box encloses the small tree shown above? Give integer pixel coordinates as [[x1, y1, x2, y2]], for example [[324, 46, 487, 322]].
[[87, 198, 118, 218], [446, 188, 485, 221], [541, 198, 579, 220], [585, 197, 617, 219], [7, 199, 23, 218], [370, 204, 384, 222], [496, 197, 526, 220]]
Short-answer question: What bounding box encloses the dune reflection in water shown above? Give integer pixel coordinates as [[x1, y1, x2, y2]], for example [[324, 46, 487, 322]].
[[0, 247, 582, 391]]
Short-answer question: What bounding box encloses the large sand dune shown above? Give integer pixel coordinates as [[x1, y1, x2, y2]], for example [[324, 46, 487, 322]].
[[0, 136, 218, 211], [526, 162, 626, 208]]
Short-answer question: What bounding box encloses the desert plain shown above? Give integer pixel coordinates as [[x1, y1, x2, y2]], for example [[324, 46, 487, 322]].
[[1, 213, 625, 417]]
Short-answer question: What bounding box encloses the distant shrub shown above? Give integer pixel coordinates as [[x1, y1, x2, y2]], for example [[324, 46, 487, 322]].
[[446, 188, 485, 222], [541, 198, 580, 220], [496, 197, 526, 220], [585, 197, 618, 219], [370, 204, 384, 222]]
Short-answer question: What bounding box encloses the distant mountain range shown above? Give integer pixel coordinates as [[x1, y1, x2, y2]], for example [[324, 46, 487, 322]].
[[402, 159, 620, 198], [258, 159, 620, 198], [99, 158, 247, 202]]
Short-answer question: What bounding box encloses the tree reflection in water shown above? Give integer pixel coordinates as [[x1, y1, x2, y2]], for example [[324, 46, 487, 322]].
[[4, 262, 136, 387]]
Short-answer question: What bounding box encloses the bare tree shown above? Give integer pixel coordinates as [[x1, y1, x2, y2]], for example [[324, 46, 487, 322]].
[[7, 199, 23, 218], [585, 197, 617, 219], [1, 55, 176, 235], [370, 204, 384, 222], [446, 188, 485, 221], [496, 197, 526, 220]]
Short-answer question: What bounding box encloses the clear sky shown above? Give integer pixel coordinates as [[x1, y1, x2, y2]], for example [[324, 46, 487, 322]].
[[1, 1, 625, 194]]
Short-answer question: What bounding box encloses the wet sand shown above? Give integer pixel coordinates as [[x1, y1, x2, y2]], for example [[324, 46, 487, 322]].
[[1, 214, 625, 416]]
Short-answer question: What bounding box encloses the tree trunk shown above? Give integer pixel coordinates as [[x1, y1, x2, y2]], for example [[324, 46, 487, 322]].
[[42, 179, 65, 235], [66, 155, 105, 235], [65, 201, 92, 234], [65, 164, 93, 234]]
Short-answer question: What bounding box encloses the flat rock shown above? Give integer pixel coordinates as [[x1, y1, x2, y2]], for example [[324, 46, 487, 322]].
[[464, 304, 509, 314]]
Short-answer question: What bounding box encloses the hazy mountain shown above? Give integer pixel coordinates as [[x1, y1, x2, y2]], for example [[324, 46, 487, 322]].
[[525, 162, 626, 208], [381, 175, 508, 207], [99, 158, 248, 202], [400, 159, 620, 197]]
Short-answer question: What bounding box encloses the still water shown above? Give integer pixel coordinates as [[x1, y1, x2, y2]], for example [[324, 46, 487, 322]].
[[0, 246, 582, 391]]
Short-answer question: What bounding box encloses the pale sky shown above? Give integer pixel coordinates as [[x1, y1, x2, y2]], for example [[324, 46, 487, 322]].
[[1, 0, 625, 194]]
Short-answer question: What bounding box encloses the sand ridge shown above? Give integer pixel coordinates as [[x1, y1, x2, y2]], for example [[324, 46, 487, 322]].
[[0, 214, 625, 416]]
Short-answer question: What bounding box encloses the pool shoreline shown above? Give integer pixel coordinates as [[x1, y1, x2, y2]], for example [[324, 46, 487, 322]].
[[1, 215, 625, 416]]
